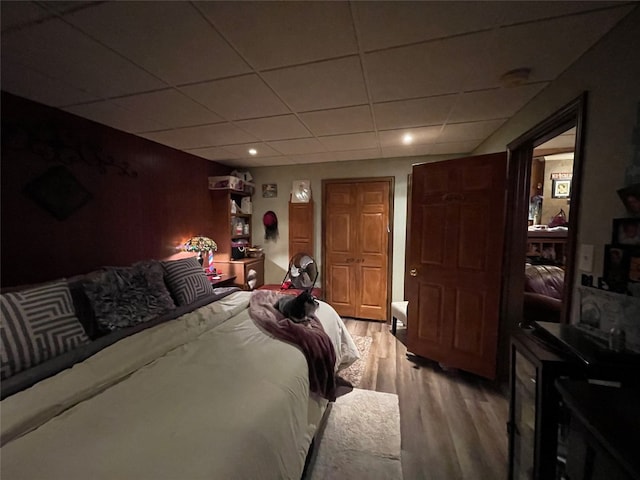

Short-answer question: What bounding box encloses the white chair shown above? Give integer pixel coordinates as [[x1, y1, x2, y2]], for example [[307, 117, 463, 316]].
[[390, 301, 408, 335]]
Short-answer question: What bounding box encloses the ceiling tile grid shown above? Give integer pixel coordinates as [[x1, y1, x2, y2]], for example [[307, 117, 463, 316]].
[[1, 1, 633, 166]]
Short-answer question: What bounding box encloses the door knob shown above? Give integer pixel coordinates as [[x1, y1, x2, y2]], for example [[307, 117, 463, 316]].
[[410, 268, 418, 277]]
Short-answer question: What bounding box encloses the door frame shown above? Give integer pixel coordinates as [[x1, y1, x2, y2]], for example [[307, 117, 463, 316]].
[[497, 93, 588, 378], [321, 176, 395, 320]]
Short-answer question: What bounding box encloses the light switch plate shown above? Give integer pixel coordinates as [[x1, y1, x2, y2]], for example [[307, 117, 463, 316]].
[[578, 244, 594, 272]]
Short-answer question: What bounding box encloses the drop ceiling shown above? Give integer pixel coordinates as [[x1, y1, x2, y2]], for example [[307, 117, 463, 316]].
[[1, 1, 634, 167]]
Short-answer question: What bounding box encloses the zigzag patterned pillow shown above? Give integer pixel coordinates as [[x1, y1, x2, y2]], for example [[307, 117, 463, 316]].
[[162, 257, 212, 306], [0, 280, 90, 380]]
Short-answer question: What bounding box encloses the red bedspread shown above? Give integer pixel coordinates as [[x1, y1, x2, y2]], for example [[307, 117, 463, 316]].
[[248, 290, 337, 401]]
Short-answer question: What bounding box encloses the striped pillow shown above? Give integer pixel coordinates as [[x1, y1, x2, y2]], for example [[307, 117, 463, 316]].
[[162, 257, 212, 306], [0, 280, 89, 380]]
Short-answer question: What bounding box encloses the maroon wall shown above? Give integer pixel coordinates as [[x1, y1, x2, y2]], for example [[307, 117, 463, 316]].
[[1, 92, 230, 287]]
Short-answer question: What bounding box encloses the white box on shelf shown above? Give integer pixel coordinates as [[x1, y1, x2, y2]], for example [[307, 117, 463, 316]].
[[208, 176, 244, 191]]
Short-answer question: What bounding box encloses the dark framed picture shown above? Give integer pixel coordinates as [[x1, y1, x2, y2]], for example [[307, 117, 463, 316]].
[[23, 166, 92, 220], [612, 218, 640, 245], [262, 183, 277, 198], [551, 179, 571, 198], [603, 244, 640, 293], [617, 183, 640, 216]]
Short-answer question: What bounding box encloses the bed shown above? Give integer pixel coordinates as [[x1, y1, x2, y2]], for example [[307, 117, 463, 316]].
[[1, 280, 358, 479]]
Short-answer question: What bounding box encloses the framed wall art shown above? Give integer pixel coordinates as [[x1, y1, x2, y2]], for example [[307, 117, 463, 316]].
[[262, 183, 277, 198], [551, 179, 571, 199]]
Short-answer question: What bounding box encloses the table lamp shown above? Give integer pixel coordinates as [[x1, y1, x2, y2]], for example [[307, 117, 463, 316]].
[[184, 236, 217, 269]]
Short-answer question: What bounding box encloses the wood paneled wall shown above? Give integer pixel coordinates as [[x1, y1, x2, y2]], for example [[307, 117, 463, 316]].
[[1, 92, 230, 287]]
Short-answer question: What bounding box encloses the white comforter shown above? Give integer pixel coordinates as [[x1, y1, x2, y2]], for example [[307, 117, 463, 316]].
[[0, 292, 359, 480]]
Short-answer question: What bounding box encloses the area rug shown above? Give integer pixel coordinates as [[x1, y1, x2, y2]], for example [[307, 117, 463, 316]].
[[338, 334, 372, 387], [308, 388, 403, 480]]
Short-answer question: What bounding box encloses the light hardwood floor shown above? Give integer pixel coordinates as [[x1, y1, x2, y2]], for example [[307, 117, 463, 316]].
[[342, 319, 509, 480]]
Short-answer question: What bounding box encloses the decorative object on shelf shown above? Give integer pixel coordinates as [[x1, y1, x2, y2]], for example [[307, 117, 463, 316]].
[[183, 236, 217, 267], [578, 286, 640, 352], [263, 210, 279, 241], [262, 183, 277, 198], [291, 180, 311, 203], [612, 218, 640, 245], [23, 165, 92, 220]]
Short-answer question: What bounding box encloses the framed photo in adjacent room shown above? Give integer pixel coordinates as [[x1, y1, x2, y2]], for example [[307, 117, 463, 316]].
[[551, 179, 571, 198]]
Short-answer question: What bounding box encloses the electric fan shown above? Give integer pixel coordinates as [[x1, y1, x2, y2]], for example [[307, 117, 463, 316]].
[[282, 253, 318, 290]]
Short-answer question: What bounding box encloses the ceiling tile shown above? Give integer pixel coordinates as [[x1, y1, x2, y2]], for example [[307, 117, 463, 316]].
[[63, 100, 167, 133], [353, 2, 504, 51], [181, 75, 290, 120], [333, 148, 382, 162], [382, 143, 434, 158], [378, 126, 442, 148], [220, 143, 280, 158], [236, 115, 311, 141], [263, 57, 368, 111], [197, 1, 357, 69], [1, 59, 99, 107], [439, 119, 506, 143], [186, 146, 240, 161], [115, 90, 223, 130], [319, 132, 378, 152], [141, 123, 258, 149], [1, 1, 51, 32], [496, 2, 628, 27], [429, 140, 482, 155], [365, 32, 491, 102], [268, 138, 326, 155], [1, 18, 165, 98], [300, 105, 373, 136], [353, 1, 620, 52], [537, 127, 576, 150], [373, 94, 457, 130], [448, 84, 546, 123], [463, 7, 633, 91], [65, 2, 250, 85]]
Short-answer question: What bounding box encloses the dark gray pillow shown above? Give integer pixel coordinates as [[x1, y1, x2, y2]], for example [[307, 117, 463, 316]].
[[0, 280, 90, 380], [162, 257, 213, 306], [83, 261, 176, 331]]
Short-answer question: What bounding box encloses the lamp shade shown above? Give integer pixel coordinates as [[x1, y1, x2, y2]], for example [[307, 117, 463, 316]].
[[183, 236, 217, 253]]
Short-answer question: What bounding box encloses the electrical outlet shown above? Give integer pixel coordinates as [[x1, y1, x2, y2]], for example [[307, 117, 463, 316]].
[[578, 244, 594, 272]]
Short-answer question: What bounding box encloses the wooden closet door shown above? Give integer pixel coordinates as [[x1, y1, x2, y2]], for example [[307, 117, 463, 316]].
[[324, 180, 391, 321], [357, 181, 390, 320]]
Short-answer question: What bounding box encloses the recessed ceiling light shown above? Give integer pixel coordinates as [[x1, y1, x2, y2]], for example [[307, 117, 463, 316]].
[[248, 148, 257, 156], [402, 134, 413, 145]]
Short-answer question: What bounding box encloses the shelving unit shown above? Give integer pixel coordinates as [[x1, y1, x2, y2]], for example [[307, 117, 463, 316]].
[[209, 188, 252, 262], [526, 230, 568, 266], [209, 188, 264, 290], [508, 331, 576, 480]]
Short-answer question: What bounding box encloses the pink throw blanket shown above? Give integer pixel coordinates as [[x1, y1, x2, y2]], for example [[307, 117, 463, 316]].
[[249, 290, 337, 401]]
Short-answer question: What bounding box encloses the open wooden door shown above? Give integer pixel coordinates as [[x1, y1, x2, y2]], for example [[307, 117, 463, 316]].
[[406, 152, 507, 379]]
